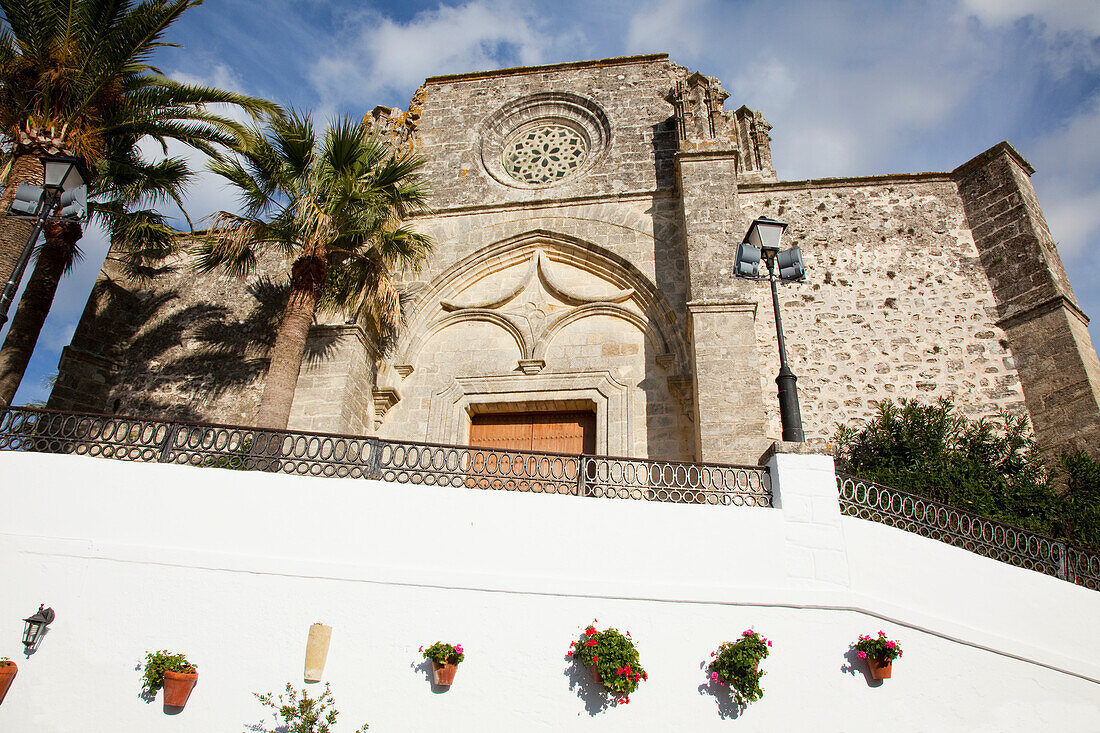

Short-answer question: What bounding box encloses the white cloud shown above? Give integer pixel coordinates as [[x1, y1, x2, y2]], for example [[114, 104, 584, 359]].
[[960, 0, 1100, 36], [626, 0, 707, 56], [309, 1, 561, 109], [1031, 94, 1100, 257]]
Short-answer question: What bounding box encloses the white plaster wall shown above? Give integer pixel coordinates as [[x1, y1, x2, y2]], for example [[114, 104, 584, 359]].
[[0, 451, 1098, 732]]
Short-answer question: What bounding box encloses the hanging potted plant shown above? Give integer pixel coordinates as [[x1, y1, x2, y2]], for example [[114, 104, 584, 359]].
[[420, 642, 464, 686], [566, 619, 647, 705], [141, 650, 198, 708], [851, 631, 903, 679], [707, 629, 772, 707], [0, 657, 17, 706]]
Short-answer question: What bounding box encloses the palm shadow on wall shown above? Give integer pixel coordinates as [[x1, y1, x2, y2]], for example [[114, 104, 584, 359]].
[[77, 276, 341, 422]]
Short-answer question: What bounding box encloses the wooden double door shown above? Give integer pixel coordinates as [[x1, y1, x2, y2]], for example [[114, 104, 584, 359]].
[[468, 411, 596, 455]]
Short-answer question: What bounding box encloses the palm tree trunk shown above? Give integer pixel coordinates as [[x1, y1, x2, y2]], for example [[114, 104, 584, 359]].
[[0, 153, 44, 296], [0, 222, 80, 406], [254, 255, 327, 430]]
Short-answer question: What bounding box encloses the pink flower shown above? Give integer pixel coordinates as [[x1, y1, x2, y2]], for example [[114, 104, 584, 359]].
[[455, 644, 464, 654], [710, 651, 715, 657], [767, 640, 772, 647], [743, 629, 753, 636], [878, 630, 886, 636], [710, 672, 718, 681], [885, 641, 895, 649], [857, 651, 867, 659]]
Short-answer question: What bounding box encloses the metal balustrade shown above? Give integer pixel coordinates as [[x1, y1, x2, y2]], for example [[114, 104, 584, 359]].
[[838, 473, 1100, 591], [0, 407, 772, 507]]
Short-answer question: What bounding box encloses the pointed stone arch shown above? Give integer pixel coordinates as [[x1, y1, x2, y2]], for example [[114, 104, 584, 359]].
[[395, 230, 689, 377]]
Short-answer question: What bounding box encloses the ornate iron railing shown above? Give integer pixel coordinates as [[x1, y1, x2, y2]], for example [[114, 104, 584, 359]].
[[0, 407, 771, 507], [838, 473, 1099, 591]]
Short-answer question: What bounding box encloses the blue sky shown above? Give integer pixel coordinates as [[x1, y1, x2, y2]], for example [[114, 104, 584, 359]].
[[5, 0, 1100, 405]]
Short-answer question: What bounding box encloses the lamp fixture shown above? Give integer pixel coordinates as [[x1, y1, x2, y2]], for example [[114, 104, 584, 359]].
[[22, 605, 55, 651]]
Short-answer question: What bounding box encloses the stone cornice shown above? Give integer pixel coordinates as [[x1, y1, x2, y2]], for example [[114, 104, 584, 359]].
[[411, 188, 676, 219], [996, 294, 1090, 330], [424, 53, 670, 84], [739, 171, 954, 193]]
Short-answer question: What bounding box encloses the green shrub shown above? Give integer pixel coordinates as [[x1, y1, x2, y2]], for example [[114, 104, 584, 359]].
[[835, 399, 1100, 550], [253, 683, 368, 733]]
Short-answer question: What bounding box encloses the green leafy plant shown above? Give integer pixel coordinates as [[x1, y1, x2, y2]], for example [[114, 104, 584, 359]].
[[253, 683, 368, 733], [852, 631, 903, 663], [420, 641, 464, 666], [0, 657, 12, 666], [140, 650, 195, 697], [836, 399, 1100, 550], [707, 629, 772, 706], [567, 619, 647, 703]]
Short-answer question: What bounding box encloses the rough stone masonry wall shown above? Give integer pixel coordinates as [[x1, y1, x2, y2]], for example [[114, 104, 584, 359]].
[[738, 176, 1029, 442]]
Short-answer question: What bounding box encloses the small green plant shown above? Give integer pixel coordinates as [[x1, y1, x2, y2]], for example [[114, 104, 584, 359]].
[[707, 629, 772, 706], [140, 650, 195, 697], [852, 631, 903, 663], [420, 641, 464, 666], [0, 657, 12, 666], [253, 682, 368, 733], [567, 619, 647, 703]]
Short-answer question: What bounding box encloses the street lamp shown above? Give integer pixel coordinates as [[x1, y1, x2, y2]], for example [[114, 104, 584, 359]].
[[0, 155, 89, 329], [734, 216, 806, 442]]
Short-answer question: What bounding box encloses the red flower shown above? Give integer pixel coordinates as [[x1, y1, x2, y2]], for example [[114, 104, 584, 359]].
[[570, 641, 575, 647], [623, 697, 630, 704], [642, 671, 648, 680], [592, 655, 599, 663], [626, 631, 631, 637], [586, 639, 597, 647], [566, 651, 573, 657], [624, 665, 632, 674], [593, 618, 598, 623], [586, 626, 597, 635]]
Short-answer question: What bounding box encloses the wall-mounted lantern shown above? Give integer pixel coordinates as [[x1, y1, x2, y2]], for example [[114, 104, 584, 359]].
[[22, 605, 55, 651]]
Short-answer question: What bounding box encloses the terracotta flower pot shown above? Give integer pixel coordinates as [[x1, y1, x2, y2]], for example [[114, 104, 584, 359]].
[[868, 657, 892, 680], [0, 662, 17, 706], [590, 665, 603, 687], [162, 669, 198, 707], [432, 661, 458, 686]]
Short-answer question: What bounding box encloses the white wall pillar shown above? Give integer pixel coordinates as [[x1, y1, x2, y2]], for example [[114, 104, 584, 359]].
[[764, 442, 851, 588]]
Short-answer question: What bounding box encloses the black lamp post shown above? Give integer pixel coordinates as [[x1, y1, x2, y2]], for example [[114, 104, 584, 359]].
[[22, 604, 55, 651], [734, 216, 806, 442], [0, 155, 89, 329]]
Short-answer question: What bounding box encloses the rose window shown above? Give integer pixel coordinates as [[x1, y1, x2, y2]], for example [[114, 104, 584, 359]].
[[502, 124, 589, 185]]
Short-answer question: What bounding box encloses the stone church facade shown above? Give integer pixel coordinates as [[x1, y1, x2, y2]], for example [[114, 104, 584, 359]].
[[48, 54, 1100, 464]]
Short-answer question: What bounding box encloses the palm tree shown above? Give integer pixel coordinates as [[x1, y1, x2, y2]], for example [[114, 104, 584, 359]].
[[0, 0, 278, 405], [198, 112, 432, 430], [0, 148, 194, 405]]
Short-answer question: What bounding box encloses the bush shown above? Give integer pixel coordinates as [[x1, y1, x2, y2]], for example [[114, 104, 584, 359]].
[[835, 399, 1099, 549], [253, 683, 368, 733]]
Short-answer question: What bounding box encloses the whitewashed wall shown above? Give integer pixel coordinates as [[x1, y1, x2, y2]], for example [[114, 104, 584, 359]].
[[0, 450, 1097, 732]]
